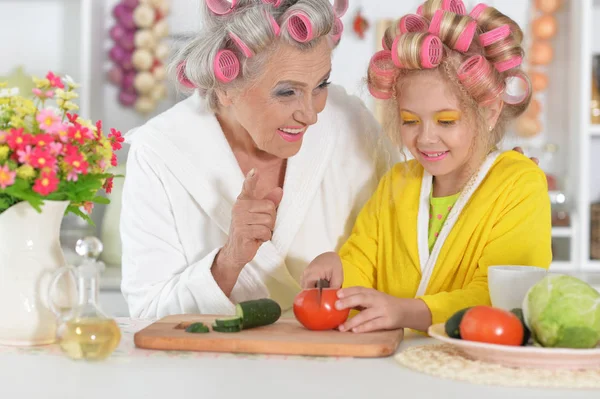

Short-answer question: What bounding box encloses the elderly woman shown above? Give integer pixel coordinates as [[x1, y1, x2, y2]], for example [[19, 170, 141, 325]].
[[120, 0, 395, 318], [120, 0, 533, 318]]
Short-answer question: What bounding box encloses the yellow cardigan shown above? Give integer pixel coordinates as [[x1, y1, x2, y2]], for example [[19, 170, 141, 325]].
[[339, 151, 552, 325]]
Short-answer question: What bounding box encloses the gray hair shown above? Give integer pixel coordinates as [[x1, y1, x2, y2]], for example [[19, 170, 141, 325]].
[[168, 0, 338, 111]]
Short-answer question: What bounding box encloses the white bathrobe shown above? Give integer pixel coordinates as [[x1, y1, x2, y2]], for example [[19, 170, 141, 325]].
[[120, 85, 396, 318]]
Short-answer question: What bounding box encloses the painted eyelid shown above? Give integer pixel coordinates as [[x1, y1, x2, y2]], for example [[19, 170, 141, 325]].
[[434, 111, 461, 120]]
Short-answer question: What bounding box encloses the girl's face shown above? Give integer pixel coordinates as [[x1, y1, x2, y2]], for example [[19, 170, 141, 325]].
[[397, 71, 498, 184], [219, 39, 332, 160]]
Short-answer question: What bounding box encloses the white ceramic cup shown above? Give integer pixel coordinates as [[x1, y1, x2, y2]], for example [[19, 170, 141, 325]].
[[488, 265, 548, 310]]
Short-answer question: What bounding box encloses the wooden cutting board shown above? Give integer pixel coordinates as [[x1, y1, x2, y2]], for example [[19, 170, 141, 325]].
[[134, 314, 404, 358]]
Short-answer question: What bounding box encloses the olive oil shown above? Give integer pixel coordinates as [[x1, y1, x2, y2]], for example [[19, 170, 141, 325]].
[[59, 317, 121, 360]]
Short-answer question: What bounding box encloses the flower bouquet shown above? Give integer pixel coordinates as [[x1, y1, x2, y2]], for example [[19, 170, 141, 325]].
[[0, 71, 123, 224], [0, 71, 125, 346]]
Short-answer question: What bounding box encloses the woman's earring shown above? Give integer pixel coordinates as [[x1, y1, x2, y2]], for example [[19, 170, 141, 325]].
[[489, 126, 493, 132]]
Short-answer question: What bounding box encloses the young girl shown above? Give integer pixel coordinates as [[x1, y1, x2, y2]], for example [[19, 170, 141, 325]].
[[301, 0, 552, 333]]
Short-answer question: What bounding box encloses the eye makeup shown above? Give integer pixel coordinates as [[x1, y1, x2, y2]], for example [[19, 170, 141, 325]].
[[434, 110, 461, 125], [401, 111, 421, 125]]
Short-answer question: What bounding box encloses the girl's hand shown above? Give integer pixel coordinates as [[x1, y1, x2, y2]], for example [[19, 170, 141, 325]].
[[301, 252, 343, 289], [512, 146, 539, 165], [335, 287, 404, 333]]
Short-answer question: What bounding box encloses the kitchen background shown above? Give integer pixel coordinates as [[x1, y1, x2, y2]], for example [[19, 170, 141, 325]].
[[1, 0, 599, 316]]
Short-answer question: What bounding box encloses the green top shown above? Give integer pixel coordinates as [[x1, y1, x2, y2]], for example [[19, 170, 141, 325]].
[[428, 192, 461, 252]]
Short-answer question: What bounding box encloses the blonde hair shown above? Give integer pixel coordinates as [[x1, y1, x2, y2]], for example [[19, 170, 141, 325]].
[[369, 0, 531, 165], [169, 0, 338, 111]]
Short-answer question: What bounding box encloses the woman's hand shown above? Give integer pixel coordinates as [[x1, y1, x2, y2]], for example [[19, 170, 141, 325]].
[[334, 287, 405, 333], [301, 252, 343, 289], [212, 169, 283, 295], [512, 146, 539, 165]]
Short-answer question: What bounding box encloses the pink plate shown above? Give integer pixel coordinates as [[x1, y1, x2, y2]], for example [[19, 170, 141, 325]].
[[427, 323, 600, 370]]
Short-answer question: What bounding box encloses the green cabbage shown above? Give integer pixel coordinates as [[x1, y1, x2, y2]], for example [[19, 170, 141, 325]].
[[522, 274, 600, 349]]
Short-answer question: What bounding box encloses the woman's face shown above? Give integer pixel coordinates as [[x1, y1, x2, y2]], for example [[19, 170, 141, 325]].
[[220, 39, 332, 159]]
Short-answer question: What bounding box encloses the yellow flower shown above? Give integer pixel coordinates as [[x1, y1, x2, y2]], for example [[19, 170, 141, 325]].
[[76, 117, 95, 131], [32, 77, 50, 90], [0, 82, 7, 88], [62, 101, 79, 111], [0, 145, 9, 162], [16, 164, 36, 180], [9, 115, 24, 128], [55, 89, 78, 101]]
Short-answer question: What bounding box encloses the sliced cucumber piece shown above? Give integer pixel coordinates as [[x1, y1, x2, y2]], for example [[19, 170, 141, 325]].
[[212, 324, 242, 333], [214, 317, 243, 328], [185, 322, 210, 333], [236, 298, 281, 330]]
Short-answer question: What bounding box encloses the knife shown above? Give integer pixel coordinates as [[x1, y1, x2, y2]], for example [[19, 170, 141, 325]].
[[316, 278, 330, 306]]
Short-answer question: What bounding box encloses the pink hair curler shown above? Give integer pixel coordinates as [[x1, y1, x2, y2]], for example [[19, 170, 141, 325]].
[[287, 11, 314, 43], [454, 20, 477, 52], [494, 55, 522, 72], [391, 35, 404, 68], [416, 4, 423, 16], [446, 0, 466, 15], [469, 3, 488, 19], [421, 35, 443, 68], [331, 17, 344, 43], [177, 62, 196, 88], [267, 12, 281, 36], [428, 9, 444, 36], [502, 72, 530, 105], [333, 0, 349, 18], [229, 32, 253, 57], [214, 49, 240, 83], [262, 0, 283, 7], [398, 14, 429, 34], [370, 50, 396, 77], [479, 24, 510, 47], [457, 55, 503, 105], [368, 85, 393, 100], [206, 0, 236, 15]]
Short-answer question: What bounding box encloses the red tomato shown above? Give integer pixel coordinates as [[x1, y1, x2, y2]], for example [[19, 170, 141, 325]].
[[459, 306, 524, 346], [293, 288, 350, 331]]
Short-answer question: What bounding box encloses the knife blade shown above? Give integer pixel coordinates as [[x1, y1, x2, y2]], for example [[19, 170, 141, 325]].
[[316, 278, 330, 306]]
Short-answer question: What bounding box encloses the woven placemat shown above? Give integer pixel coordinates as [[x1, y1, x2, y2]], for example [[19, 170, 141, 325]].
[[395, 344, 600, 389]]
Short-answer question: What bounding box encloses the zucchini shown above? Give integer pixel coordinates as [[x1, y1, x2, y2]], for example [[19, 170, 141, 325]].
[[444, 307, 472, 339], [235, 298, 281, 330], [185, 322, 209, 333], [510, 308, 531, 346], [214, 316, 243, 328], [212, 324, 242, 333]]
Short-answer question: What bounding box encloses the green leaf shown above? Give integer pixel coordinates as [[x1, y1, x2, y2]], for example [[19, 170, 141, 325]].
[[67, 205, 95, 226], [91, 195, 110, 205]]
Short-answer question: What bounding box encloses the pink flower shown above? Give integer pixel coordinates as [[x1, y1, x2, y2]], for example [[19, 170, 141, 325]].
[[6, 128, 31, 151], [0, 131, 8, 144], [30, 147, 57, 170], [67, 171, 79, 182], [83, 202, 94, 214], [17, 145, 33, 164], [46, 72, 64, 89], [64, 151, 89, 174], [32, 88, 54, 99], [97, 159, 107, 170], [48, 142, 63, 156], [103, 177, 114, 194], [32, 134, 55, 147], [111, 154, 118, 167], [36, 109, 62, 134], [33, 170, 59, 195], [0, 165, 16, 189], [67, 124, 88, 145], [54, 125, 69, 143], [108, 128, 124, 151]]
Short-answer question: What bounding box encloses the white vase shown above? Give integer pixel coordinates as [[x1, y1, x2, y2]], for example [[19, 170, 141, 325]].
[[0, 200, 74, 346]]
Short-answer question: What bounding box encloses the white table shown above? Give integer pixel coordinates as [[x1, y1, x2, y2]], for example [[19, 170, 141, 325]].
[[0, 319, 597, 399]]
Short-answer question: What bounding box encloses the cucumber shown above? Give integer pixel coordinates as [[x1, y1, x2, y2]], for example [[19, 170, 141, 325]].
[[444, 307, 472, 339], [212, 324, 242, 333], [510, 308, 531, 346], [185, 322, 210, 333], [214, 316, 243, 328], [235, 298, 281, 330]]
